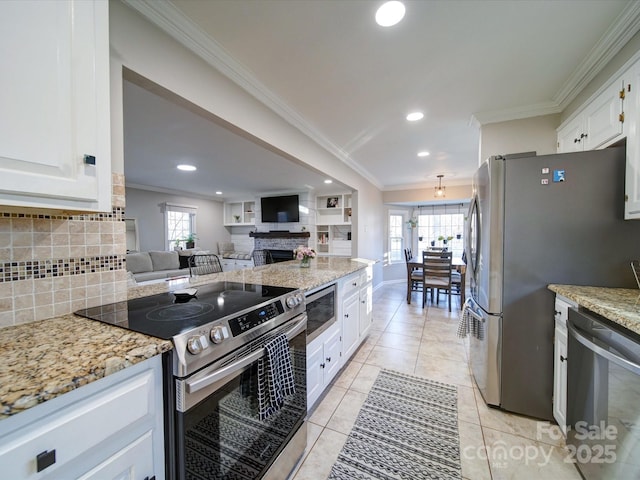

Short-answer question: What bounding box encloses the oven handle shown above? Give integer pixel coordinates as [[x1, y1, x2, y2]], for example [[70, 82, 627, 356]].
[[185, 315, 307, 394], [568, 320, 640, 375]]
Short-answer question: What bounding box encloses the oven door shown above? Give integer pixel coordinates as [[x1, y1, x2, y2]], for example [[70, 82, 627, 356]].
[[567, 308, 640, 479], [172, 315, 307, 480]]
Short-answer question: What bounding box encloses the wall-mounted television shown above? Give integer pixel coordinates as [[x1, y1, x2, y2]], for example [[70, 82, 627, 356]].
[[261, 194, 300, 223]]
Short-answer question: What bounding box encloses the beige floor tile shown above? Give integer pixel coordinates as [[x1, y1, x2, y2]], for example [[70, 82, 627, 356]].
[[349, 363, 382, 394], [419, 337, 467, 362], [459, 420, 492, 480], [414, 352, 473, 388], [308, 384, 347, 427], [351, 332, 381, 363], [384, 319, 424, 337], [457, 385, 480, 425], [482, 427, 582, 480], [331, 359, 363, 389], [375, 331, 422, 354], [291, 428, 348, 480], [475, 394, 564, 447], [363, 345, 418, 374], [326, 389, 368, 434]]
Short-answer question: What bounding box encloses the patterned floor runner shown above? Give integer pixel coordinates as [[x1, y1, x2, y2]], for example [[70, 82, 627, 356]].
[[328, 369, 461, 480]]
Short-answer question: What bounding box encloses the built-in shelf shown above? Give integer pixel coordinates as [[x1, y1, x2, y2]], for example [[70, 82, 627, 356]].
[[224, 200, 255, 226]]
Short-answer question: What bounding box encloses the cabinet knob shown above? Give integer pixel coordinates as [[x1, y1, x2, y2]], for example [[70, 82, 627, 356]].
[[574, 138, 580, 143], [352, 282, 357, 286], [326, 356, 331, 362], [83, 154, 96, 165], [320, 363, 326, 368], [344, 314, 349, 318], [580, 133, 587, 139], [560, 355, 567, 362]]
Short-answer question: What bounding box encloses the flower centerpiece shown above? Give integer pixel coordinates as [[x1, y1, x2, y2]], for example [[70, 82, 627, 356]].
[[293, 245, 316, 268]]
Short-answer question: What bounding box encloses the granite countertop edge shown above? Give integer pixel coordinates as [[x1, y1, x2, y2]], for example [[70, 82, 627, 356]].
[[548, 284, 640, 335], [0, 257, 374, 420]]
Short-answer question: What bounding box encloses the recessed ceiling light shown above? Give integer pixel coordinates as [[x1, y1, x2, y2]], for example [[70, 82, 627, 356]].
[[375, 1, 406, 27], [418, 151, 430, 157], [324, 179, 333, 184], [177, 164, 196, 171], [406, 111, 424, 122], [215, 191, 222, 195]]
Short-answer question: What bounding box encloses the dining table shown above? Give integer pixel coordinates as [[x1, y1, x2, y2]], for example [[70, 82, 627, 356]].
[[406, 253, 467, 305]]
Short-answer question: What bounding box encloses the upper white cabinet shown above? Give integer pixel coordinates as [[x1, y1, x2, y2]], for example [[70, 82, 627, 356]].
[[315, 193, 352, 256], [316, 194, 352, 225], [224, 200, 256, 226], [625, 62, 640, 219], [0, 0, 111, 212], [557, 77, 625, 153]]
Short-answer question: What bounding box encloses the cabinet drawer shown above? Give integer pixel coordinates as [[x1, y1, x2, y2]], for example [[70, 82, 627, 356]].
[[340, 273, 360, 297], [0, 370, 155, 479]]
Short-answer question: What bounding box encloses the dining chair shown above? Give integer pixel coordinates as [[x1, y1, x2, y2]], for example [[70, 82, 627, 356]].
[[188, 254, 223, 276], [405, 251, 424, 304], [422, 250, 453, 311], [252, 249, 274, 266]]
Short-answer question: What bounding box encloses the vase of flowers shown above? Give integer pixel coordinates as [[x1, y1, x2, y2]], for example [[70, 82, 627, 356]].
[[293, 245, 316, 268]]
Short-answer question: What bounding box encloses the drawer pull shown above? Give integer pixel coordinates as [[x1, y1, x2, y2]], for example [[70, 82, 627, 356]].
[[36, 449, 56, 472]]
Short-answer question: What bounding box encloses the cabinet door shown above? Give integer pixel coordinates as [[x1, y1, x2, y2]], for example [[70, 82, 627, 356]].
[[583, 79, 624, 150], [323, 327, 343, 384], [358, 283, 373, 337], [0, 0, 111, 212], [557, 116, 584, 153], [306, 339, 325, 409], [553, 323, 568, 436], [77, 431, 154, 480], [625, 63, 640, 219], [341, 293, 360, 361]]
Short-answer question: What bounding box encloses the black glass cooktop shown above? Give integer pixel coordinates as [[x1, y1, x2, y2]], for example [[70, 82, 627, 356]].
[[75, 281, 296, 340]]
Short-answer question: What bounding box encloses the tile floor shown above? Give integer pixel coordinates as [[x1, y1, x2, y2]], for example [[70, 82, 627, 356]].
[[291, 283, 582, 480]]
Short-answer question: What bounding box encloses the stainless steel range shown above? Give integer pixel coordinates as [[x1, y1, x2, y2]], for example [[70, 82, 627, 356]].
[[76, 281, 308, 480]]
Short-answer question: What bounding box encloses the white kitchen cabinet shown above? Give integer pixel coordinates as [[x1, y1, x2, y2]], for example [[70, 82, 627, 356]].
[[315, 194, 352, 256], [557, 76, 625, 153], [224, 200, 256, 226], [341, 291, 360, 361], [220, 258, 253, 271], [0, 0, 111, 212], [0, 356, 164, 480], [306, 323, 341, 409], [553, 296, 574, 436], [359, 271, 373, 337], [316, 225, 352, 257], [625, 61, 640, 219]]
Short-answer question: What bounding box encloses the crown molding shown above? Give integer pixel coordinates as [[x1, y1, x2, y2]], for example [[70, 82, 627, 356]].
[[125, 181, 224, 201], [472, 1, 640, 126], [121, 0, 383, 190]]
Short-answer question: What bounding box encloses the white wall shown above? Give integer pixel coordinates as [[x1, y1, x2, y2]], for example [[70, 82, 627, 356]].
[[125, 187, 228, 252], [480, 114, 560, 162], [109, 2, 384, 285]]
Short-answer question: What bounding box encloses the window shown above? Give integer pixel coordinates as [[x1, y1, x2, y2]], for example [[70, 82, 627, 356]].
[[416, 204, 467, 259], [163, 203, 197, 250], [389, 212, 405, 263]]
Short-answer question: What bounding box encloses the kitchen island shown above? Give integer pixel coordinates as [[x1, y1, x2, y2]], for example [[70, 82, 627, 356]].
[[548, 284, 640, 335], [0, 257, 373, 418]]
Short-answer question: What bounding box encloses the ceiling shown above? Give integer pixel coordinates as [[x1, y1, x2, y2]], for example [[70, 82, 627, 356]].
[[123, 0, 640, 201]]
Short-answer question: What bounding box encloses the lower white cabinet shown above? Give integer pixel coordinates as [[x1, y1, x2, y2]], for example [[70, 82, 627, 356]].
[[307, 324, 342, 409], [220, 258, 253, 271], [553, 296, 574, 436], [0, 356, 164, 480], [341, 292, 360, 361], [359, 272, 373, 337]]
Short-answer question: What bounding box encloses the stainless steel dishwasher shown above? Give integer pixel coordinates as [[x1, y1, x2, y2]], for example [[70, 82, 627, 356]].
[[567, 307, 640, 479]]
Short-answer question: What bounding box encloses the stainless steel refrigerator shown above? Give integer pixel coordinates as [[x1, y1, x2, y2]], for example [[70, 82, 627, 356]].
[[465, 146, 640, 420]]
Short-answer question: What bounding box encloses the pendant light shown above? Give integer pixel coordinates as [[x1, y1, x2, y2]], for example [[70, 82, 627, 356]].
[[434, 175, 446, 198]]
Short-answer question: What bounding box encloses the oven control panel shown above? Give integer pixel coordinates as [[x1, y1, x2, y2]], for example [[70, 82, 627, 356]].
[[228, 301, 285, 336]]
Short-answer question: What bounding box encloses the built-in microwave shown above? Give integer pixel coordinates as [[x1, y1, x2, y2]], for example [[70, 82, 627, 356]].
[[305, 284, 336, 343]]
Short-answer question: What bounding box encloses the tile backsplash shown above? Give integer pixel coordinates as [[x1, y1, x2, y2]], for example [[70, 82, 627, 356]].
[[0, 173, 128, 327]]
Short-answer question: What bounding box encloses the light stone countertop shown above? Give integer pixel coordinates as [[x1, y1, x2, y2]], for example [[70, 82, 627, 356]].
[[548, 284, 640, 335], [0, 257, 374, 420], [0, 314, 173, 419]]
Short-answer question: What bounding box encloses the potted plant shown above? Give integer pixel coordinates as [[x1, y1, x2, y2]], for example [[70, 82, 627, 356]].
[[430, 240, 436, 247], [233, 214, 241, 223], [406, 218, 418, 229], [184, 233, 197, 249]]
